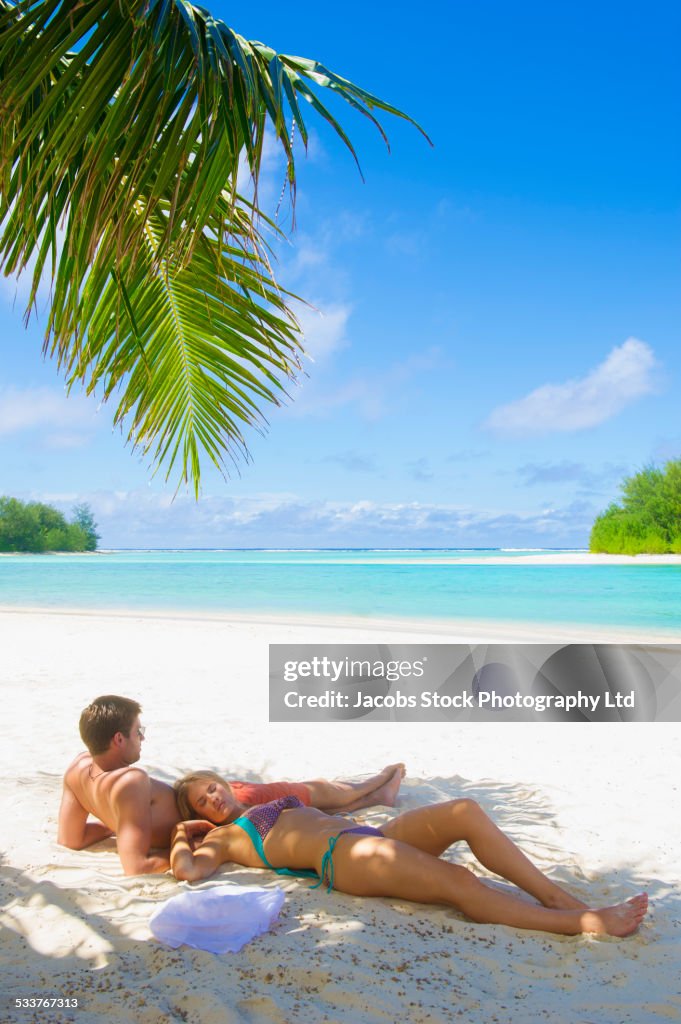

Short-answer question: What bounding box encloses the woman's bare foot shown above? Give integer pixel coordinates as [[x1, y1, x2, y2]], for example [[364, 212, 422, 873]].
[[580, 894, 649, 936], [367, 764, 405, 807]]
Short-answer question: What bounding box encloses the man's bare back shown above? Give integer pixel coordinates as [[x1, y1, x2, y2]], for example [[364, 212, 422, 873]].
[[61, 752, 180, 848]]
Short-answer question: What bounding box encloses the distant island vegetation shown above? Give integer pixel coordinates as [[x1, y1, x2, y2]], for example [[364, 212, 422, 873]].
[[0, 498, 99, 553], [590, 459, 681, 554]]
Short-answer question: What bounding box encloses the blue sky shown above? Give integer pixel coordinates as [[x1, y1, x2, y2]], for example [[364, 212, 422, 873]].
[[1, 0, 679, 548]]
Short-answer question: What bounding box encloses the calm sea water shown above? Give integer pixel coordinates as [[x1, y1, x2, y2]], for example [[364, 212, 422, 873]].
[[1, 549, 680, 633]]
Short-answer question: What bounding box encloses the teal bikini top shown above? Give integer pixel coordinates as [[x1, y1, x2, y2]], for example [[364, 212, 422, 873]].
[[232, 814, 318, 880], [231, 796, 368, 891]]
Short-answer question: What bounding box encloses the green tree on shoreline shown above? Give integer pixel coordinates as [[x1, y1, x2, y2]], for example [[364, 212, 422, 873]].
[[0, 0, 426, 496], [0, 497, 99, 552], [589, 460, 681, 554], [72, 503, 101, 551]]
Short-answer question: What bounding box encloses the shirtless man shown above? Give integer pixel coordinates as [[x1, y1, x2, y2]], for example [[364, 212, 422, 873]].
[[59, 695, 405, 876], [58, 696, 178, 874]]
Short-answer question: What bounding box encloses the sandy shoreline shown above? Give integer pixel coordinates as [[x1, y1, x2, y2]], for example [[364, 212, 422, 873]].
[[3, 550, 681, 565], [1, 603, 680, 645], [1, 608, 679, 1023], [454, 552, 681, 565]]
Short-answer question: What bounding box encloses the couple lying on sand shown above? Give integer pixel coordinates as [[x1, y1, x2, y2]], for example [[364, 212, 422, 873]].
[[59, 695, 647, 938]]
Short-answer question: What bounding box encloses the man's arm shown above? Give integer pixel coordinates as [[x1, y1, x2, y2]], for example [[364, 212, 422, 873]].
[[57, 780, 113, 850], [114, 771, 170, 875]]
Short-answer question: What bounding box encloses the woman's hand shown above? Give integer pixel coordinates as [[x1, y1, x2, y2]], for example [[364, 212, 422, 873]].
[[170, 819, 223, 882], [183, 819, 216, 849], [171, 819, 216, 851]]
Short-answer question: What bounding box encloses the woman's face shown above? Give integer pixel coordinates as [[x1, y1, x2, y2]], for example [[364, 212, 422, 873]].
[[187, 779, 237, 824]]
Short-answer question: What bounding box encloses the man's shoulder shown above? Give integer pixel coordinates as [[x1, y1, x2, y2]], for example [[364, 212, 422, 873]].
[[111, 767, 151, 797], [64, 751, 92, 782], [110, 768, 153, 820]]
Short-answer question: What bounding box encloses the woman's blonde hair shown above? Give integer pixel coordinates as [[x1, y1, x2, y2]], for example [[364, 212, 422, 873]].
[[174, 770, 231, 820]]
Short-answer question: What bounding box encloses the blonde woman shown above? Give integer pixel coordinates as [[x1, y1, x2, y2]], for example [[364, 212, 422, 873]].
[[171, 779, 647, 937]]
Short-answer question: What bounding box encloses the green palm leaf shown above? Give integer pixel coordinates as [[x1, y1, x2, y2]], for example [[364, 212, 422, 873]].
[[0, 0, 428, 494], [53, 192, 302, 492]]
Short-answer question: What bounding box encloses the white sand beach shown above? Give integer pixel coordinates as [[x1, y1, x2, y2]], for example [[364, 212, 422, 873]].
[[1, 608, 680, 1024], [458, 553, 681, 566], [281, 553, 681, 566], [458, 553, 681, 565]]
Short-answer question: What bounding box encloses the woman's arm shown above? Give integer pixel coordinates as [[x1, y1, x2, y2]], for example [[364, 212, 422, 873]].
[[170, 821, 224, 882]]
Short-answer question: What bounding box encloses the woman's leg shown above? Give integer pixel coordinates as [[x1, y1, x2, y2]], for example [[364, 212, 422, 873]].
[[381, 799, 586, 910], [304, 764, 404, 813], [328, 834, 648, 937]]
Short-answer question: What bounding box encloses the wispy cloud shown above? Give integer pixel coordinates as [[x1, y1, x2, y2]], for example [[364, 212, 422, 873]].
[[0, 386, 98, 438], [385, 231, 425, 257], [435, 198, 478, 222], [446, 449, 490, 462], [287, 346, 446, 420], [651, 437, 681, 463], [485, 338, 657, 436], [517, 461, 628, 488], [407, 457, 434, 481], [322, 451, 378, 473], [295, 376, 386, 419], [285, 212, 369, 281]]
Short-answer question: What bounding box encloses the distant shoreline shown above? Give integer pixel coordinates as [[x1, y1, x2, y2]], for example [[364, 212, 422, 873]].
[[2, 548, 681, 565]]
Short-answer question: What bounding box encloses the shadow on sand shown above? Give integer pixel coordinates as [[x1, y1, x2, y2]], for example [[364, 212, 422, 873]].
[[1, 776, 677, 1024]]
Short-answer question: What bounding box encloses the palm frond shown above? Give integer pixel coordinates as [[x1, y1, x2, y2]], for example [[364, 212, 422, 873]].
[[0, 0, 428, 493], [53, 192, 303, 495]]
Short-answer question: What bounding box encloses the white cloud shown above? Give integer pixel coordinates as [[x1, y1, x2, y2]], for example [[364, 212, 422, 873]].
[[287, 346, 446, 421], [289, 236, 328, 273], [49, 489, 595, 549], [297, 302, 352, 360], [0, 386, 98, 437], [484, 338, 657, 436]]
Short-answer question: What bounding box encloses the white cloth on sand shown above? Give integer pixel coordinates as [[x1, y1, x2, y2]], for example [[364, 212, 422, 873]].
[[150, 884, 285, 954]]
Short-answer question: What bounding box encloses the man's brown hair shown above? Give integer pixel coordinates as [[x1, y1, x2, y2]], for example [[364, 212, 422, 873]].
[[79, 695, 142, 755]]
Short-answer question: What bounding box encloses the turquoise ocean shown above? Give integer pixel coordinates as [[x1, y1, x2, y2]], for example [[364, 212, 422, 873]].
[[1, 549, 680, 634]]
